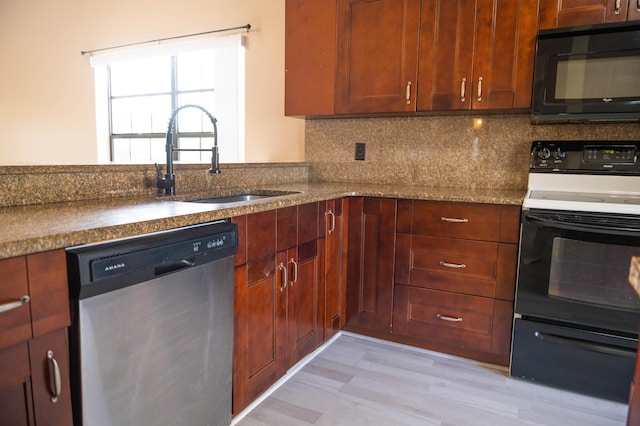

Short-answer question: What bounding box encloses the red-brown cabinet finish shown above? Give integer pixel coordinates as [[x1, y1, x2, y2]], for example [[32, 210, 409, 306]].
[[335, 0, 421, 113], [233, 203, 322, 414], [393, 200, 520, 366], [285, 0, 337, 116], [0, 250, 72, 426], [233, 253, 287, 415], [417, 0, 538, 111], [324, 199, 349, 340], [345, 198, 397, 334], [539, 0, 640, 29]]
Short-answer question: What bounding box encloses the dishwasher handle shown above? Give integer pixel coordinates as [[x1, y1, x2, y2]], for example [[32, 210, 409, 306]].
[[154, 259, 196, 276]]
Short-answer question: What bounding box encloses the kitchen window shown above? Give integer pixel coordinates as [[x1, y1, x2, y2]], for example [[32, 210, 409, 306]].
[[91, 35, 245, 164]]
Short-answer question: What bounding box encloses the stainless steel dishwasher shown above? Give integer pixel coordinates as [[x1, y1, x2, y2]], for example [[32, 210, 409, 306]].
[[66, 220, 237, 426]]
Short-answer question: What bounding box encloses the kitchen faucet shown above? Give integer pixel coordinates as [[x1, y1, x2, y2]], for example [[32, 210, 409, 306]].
[[156, 104, 221, 195]]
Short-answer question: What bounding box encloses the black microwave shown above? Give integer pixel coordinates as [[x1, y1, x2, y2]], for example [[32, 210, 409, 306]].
[[531, 20, 640, 124]]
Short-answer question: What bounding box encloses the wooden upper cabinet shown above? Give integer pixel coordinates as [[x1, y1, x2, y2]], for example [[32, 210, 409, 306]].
[[335, 0, 421, 113], [539, 0, 640, 30], [285, 0, 337, 116], [417, 0, 538, 111]]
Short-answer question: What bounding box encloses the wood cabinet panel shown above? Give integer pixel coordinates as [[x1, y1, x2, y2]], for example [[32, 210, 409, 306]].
[[418, 0, 537, 111], [539, 0, 638, 29], [335, 0, 421, 113], [0, 342, 33, 426], [246, 210, 276, 263], [28, 329, 73, 426], [0, 257, 31, 351], [393, 286, 496, 353], [346, 198, 396, 333], [277, 206, 298, 251], [324, 199, 348, 339], [287, 240, 324, 367], [412, 201, 502, 241], [285, 0, 337, 116], [26, 250, 70, 337], [417, 0, 476, 111], [233, 253, 287, 414], [395, 235, 518, 300], [232, 215, 247, 267]]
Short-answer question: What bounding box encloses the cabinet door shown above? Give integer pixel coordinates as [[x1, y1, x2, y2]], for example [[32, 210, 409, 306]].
[[286, 240, 325, 368], [0, 342, 33, 426], [346, 198, 396, 333], [629, 0, 640, 20], [539, 0, 630, 29], [418, 0, 537, 111], [472, 0, 538, 110], [335, 0, 421, 113], [232, 253, 287, 414], [285, 0, 337, 116], [417, 0, 476, 111], [28, 329, 73, 426], [324, 199, 348, 340]]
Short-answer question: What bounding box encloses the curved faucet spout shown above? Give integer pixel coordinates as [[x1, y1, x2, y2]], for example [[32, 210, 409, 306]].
[[157, 104, 221, 195]]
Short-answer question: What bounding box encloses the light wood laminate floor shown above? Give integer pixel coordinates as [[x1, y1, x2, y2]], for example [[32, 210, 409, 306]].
[[235, 333, 628, 426]]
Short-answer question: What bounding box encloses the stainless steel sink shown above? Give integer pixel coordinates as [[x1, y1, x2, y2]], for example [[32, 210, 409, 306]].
[[187, 190, 300, 204]]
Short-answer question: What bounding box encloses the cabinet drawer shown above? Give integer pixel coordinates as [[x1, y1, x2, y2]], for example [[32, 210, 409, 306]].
[[411, 201, 502, 241], [0, 257, 32, 350], [393, 285, 512, 355], [395, 235, 517, 300]]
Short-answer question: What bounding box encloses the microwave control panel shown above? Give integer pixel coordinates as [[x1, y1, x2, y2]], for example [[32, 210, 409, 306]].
[[530, 141, 640, 173]]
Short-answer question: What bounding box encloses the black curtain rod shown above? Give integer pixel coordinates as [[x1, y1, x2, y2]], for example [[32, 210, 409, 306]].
[[81, 24, 251, 56]]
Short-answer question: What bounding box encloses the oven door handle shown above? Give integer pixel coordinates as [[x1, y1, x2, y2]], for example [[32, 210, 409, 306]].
[[535, 331, 636, 359], [525, 213, 640, 236]]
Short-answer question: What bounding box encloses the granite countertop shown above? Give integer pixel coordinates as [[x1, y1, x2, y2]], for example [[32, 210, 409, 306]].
[[0, 182, 524, 260]]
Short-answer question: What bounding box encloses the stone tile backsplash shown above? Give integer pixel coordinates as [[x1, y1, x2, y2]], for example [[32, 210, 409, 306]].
[[305, 114, 640, 190]]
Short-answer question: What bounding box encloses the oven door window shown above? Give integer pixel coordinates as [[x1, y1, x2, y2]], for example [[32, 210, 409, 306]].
[[517, 210, 640, 335], [549, 237, 640, 310]]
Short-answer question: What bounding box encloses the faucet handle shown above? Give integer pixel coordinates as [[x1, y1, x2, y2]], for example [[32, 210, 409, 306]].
[[155, 163, 170, 190]]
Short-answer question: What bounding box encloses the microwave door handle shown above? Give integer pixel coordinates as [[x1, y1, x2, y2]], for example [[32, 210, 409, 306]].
[[525, 213, 640, 235]]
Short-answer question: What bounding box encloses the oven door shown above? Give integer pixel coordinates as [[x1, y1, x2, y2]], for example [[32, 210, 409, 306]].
[[516, 209, 640, 336]]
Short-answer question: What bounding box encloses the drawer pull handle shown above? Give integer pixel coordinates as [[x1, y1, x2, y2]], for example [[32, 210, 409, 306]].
[[440, 217, 468, 223], [326, 210, 336, 234], [614, 0, 621, 14], [460, 77, 467, 102], [288, 259, 298, 286], [278, 262, 288, 293], [47, 350, 61, 403], [406, 81, 412, 104], [0, 295, 30, 314], [477, 77, 483, 102], [439, 261, 466, 269], [436, 314, 463, 322]]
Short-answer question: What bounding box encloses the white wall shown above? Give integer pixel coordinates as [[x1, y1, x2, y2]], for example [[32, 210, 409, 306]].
[[0, 0, 305, 165]]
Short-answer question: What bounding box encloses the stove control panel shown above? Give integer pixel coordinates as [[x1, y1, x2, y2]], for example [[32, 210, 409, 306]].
[[530, 141, 640, 173]]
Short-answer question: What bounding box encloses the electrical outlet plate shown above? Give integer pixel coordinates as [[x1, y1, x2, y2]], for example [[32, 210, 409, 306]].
[[355, 143, 366, 161]]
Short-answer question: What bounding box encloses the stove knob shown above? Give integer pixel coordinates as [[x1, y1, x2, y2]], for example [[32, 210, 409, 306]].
[[553, 148, 566, 160], [537, 147, 551, 160]]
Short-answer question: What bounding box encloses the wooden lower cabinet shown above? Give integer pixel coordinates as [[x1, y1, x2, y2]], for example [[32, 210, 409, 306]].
[[0, 250, 72, 426], [233, 206, 326, 414], [393, 286, 513, 362], [345, 198, 397, 334], [391, 200, 520, 366], [233, 253, 287, 414], [324, 199, 349, 339]]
